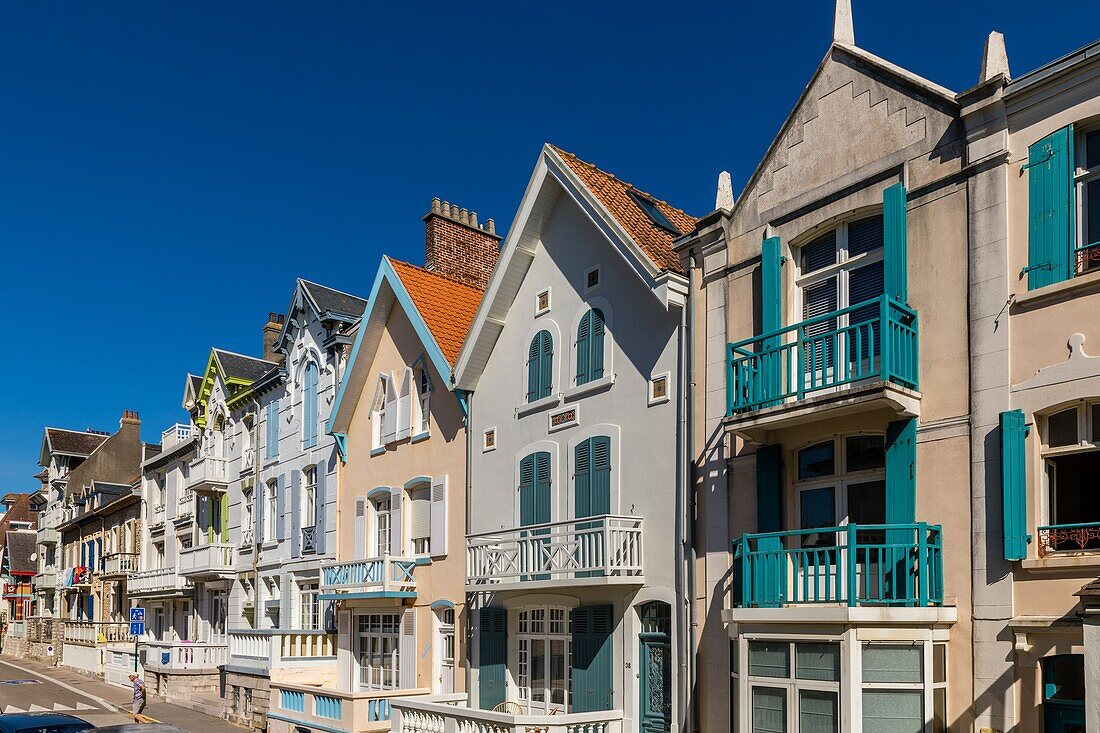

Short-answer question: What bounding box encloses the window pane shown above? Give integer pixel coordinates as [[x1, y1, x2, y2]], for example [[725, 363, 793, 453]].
[[751, 686, 787, 733], [1043, 654, 1085, 702], [1087, 130, 1100, 170], [1048, 408, 1078, 447], [933, 644, 946, 683], [846, 435, 885, 472], [862, 690, 922, 733], [531, 639, 546, 702], [801, 231, 837, 273], [796, 643, 840, 681], [862, 645, 923, 683], [1093, 404, 1100, 443], [847, 480, 886, 541], [748, 642, 790, 678], [798, 442, 835, 479], [847, 215, 884, 257], [799, 488, 836, 548], [848, 260, 885, 307], [933, 688, 947, 733], [799, 689, 839, 733], [1084, 180, 1100, 274]]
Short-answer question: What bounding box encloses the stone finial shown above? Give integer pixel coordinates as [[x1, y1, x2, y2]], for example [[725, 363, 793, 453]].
[[715, 171, 735, 211], [833, 0, 855, 46], [979, 31, 1010, 83]]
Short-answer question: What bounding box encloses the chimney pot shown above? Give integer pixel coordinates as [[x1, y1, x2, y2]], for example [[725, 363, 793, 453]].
[[487, 219, 496, 235], [432, 197, 441, 214], [442, 201, 451, 217], [459, 208, 469, 224], [469, 211, 478, 228]]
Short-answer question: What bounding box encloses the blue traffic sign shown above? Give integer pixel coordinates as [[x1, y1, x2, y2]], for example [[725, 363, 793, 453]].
[[130, 622, 145, 636], [129, 607, 145, 623]]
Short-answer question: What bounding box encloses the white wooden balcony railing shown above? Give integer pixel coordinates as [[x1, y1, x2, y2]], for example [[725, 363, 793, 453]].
[[102, 552, 140, 576], [319, 556, 418, 594], [273, 684, 429, 732], [38, 526, 60, 545], [391, 694, 625, 733], [152, 504, 166, 526], [187, 455, 228, 492], [177, 489, 195, 518], [62, 621, 136, 646], [128, 567, 191, 595], [179, 544, 236, 577], [466, 515, 644, 588], [144, 641, 227, 671], [161, 423, 197, 450], [229, 630, 336, 667]]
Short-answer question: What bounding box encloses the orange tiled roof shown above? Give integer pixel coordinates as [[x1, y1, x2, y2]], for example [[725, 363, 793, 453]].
[[550, 145, 696, 273], [389, 259, 484, 366]]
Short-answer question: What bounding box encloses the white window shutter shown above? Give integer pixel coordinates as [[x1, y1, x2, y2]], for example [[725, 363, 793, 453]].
[[389, 485, 404, 557], [399, 607, 417, 689], [430, 475, 448, 557], [354, 499, 367, 560], [396, 368, 413, 440], [382, 372, 399, 444]]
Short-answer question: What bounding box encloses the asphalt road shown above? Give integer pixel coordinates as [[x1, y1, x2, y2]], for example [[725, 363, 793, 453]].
[[0, 657, 131, 727]]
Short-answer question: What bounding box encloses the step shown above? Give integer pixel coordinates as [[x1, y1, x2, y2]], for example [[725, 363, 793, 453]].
[[176, 693, 226, 719]]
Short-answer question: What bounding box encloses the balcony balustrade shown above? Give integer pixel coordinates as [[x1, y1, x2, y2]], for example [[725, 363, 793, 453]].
[[319, 556, 417, 596], [38, 527, 60, 545], [391, 694, 624, 733], [179, 544, 236, 578], [101, 552, 140, 577], [466, 515, 644, 590], [1037, 521, 1100, 557], [62, 621, 136, 646], [271, 683, 428, 733], [228, 629, 336, 669], [176, 489, 195, 519], [161, 423, 198, 451], [143, 641, 227, 671], [731, 523, 943, 609], [152, 504, 166, 526], [128, 567, 191, 596], [36, 571, 57, 590], [726, 295, 918, 415], [301, 525, 317, 555], [187, 455, 228, 493]]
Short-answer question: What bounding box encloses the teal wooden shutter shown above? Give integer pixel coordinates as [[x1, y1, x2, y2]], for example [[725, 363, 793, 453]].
[[590, 437, 611, 516], [1001, 409, 1031, 560], [527, 336, 540, 402], [478, 607, 507, 710], [754, 445, 783, 608], [528, 331, 554, 401], [885, 419, 917, 524], [534, 452, 552, 523], [576, 308, 606, 386], [761, 237, 783, 405], [576, 437, 611, 578], [571, 605, 613, 712], [885, 418, 917, 601], [519, 454, 536, 526], [1027, 126, 1074, 290], [575, 441, 591, 519], [314, 461, 326, 554], [883, 183, 908, 303]]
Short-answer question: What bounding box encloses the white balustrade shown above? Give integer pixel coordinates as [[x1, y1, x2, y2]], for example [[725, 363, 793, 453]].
[[152, 504, 166, 525], [466, 515, 644, 586], [179, 543, 236, 576], [187, 456, 228, 490], [128, 567, 191, 595], [62, 621, 135, 646], [102, 553, 139, 575], [391, 695, 624, 733], [161, 423, 197, 450], [145, 641, 227, 670]]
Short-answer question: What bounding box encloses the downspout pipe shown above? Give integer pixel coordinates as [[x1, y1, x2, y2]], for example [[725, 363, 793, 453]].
[[680, 255, 698, 733]]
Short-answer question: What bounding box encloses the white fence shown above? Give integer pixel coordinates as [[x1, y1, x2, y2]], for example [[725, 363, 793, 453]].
[[391, 694, 625, 733]]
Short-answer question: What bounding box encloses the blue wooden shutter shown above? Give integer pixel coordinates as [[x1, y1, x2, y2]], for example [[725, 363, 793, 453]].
[[1027, 126, 1074, 290], [577, 311, 592, 385], [590, 437, 611, 516], [575, 440, 591, 518], [478, 607, 507, 710], [315, 460, 327, 555], [1001, 409, 1031, 560], [590, 309, 605, 381], [571, 605, 614, 712], [883, 182, 908, 303], [86, 595, 94, 622], [519, 454, 536, 527], [290, 470, 301, 556], [266, 400, 279, 460], [254, 483, 264, 544], [755, 445, 782, 533], [304, 363, 319, 448], [534, 452, 552, 524], [885, 419, 917, 525], [539, 331, 553, 398], [276, 474, 286, 541]]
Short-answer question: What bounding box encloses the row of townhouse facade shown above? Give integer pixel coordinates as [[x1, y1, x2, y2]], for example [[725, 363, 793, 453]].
[[10, 7, 1100, 733]]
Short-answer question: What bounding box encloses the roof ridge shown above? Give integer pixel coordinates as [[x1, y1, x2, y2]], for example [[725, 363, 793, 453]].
[[388, 257, 486, 294], [212, 347, 278, 365], [547, 144, 696, 222], [298, 278, 369, 305], [46, 427, 108, 437]]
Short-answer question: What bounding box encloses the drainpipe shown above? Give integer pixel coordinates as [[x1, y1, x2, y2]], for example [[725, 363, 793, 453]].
[[462, 388, 474, 700], [251, 397, 262, 629], [680, 254, 698, 733]]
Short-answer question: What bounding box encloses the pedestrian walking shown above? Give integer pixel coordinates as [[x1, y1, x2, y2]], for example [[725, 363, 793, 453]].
[[129, 672, 147, 722]]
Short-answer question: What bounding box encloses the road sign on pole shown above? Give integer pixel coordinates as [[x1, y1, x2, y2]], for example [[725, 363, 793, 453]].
[[129, 622, 145, 636], [129, 608, 145, 623]]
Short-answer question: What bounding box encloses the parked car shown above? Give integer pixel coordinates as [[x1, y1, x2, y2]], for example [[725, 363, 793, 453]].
[[0, 713, 93, 733]]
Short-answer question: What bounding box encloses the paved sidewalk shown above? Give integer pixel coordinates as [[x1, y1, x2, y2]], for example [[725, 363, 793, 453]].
[[0, 654, 242, 732]]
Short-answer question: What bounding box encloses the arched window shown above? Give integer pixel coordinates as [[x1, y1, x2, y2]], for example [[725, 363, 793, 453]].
[[527, 331, 554, 402], [575, 308, 606, 386], [303, 362, 319, 449]]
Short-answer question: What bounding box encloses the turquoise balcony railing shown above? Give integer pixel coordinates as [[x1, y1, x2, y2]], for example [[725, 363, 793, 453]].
[[726, 295, 918, 414], [732, 523, 943, 609]]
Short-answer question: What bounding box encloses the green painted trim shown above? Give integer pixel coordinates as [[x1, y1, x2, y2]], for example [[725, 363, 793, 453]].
[[413, 556, 432, 566], [429, 599, 456, 610]]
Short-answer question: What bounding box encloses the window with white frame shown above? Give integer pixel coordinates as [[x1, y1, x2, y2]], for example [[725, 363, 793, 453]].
[[356, 613, 400, 690], [436, 607, 456, 693], [373, 498, 391, 556], [1075, 128, 1100, 275], [299, 582, 320, 630], [371, 374, 390, 450], [1039, 401, 1100, 553], [796, 435, 886, 551], [412, 359, 432, 437], [265, 480, 278, 543], [735, 640, 841, 733], [408, 485, 431, 555], [516, 606, 571, 713], [797, 216, 885, 369], [303, 467, 317, 529]]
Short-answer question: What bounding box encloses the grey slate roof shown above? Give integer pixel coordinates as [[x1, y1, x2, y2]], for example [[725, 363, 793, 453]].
[[213, 349, 278, 382], [45, 428, 108, 456], [301, 279, 368, 319], [5, 530, 37, 575], [189, 374, 203, 395]]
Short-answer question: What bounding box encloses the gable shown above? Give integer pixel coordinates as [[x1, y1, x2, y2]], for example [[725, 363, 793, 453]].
[[736, 46, 961, 226]]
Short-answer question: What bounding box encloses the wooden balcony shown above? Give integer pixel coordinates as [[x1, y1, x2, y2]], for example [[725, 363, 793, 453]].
[[319, 557, 417, 599], [128, 567, 192, 596], [179, 544, 236, 579], [186, 456, 229, 493]]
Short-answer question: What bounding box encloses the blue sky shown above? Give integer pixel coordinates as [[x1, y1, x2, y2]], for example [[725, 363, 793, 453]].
[[1, 1, 1096, 491]]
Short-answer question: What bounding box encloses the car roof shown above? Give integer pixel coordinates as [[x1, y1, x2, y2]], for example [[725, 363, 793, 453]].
[[0, 712, 91, 729], [86, 726, 188, 733]]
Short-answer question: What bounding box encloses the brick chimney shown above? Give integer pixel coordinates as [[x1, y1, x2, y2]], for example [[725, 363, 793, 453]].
[[423, 198, 502, 290], [263, 313, 285, 363], [120, 410, 141, 427]]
